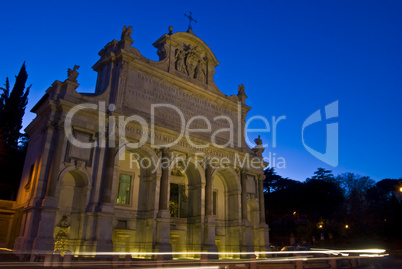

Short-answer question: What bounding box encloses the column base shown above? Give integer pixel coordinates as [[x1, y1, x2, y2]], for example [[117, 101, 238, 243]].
[[240, 220, 254, 258], [95, 209, 115, 254], [13, 236, 34, 252], [154, 210, 172, 260], [203, 215, 219, 259]]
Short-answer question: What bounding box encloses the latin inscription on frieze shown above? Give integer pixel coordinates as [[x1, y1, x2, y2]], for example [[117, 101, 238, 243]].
[[123, 71, 240, 146]]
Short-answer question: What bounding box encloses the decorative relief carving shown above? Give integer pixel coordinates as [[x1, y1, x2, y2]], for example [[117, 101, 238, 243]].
[[121, 60, 129, 73], [247, 193, 257, 201], [174, 45, 207, 83], [175, 50, 187, 74], [74, 159, 86, 169], [171, 167, 184, 177], [161, 147, 172, 158], [154, 147, 172, 159], [185, 47, 198, 78], [194, 60, 206, 83]]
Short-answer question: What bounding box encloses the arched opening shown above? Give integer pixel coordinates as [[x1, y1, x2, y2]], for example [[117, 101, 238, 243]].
[[112, 147, 157, 257], [212, 169, 241, 258], [169, 160, 203, 258], [55, 170, 88, 254]]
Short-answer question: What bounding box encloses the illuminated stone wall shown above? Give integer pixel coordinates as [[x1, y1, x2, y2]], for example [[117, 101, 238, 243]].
[[12, 26, 269, 258]]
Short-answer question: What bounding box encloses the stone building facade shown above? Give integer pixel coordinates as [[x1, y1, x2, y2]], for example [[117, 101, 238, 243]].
[[13, 26, 269, 258]]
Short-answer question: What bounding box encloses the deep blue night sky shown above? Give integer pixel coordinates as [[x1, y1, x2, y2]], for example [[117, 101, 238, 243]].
[[1, 0, 401, 181]]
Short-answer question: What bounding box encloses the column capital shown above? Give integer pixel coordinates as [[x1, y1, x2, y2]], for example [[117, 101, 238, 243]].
[[48, 120, 64, 130], [155, 147, 172, 158]]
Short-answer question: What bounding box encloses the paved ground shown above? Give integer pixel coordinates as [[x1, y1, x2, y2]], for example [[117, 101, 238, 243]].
[[2, 251, 402, 268], [358, 256, 402, 269]]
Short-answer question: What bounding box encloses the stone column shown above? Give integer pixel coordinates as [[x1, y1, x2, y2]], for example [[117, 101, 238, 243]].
[[154, 148, 172, 259], [258, 174, 270, 255], [158, 148, 170, 212], [100, 141, 116, 204], [240, 171, 248, 221], [205, 163, 213, 216], [14, 121, 58, 252], [95, 134, 116, 253], [32, 121, 66, 252], [240, 171, 254, 256], [45, 122, 66, 198], [203, 160, 218, 258], [258, 175, 266, 224]]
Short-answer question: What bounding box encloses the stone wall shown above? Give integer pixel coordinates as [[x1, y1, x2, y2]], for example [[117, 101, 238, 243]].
[[0, 199, 21, 249]]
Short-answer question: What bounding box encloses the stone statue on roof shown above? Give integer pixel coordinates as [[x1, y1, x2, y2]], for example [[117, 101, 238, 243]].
[[238, 83, 245, 95], [67, 65, 80, 82], [121, 25, 133, 40]]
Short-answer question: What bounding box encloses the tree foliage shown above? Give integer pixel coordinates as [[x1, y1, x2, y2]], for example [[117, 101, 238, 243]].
[[0, 62, 30, 200], [0, 62, 30, 151], [306, 167, 334, 182], [265, 168, 402, 248]]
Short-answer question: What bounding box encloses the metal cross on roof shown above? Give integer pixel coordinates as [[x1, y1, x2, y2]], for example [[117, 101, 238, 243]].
[[184, 11, 197, 31]]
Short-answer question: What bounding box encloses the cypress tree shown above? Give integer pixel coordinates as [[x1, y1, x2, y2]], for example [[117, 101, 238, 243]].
[[0, 62, 30, 199], [0, 62, 31, 150]]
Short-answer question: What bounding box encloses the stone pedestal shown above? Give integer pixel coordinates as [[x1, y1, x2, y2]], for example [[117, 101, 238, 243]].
[[203, 215, 218, 259], [258, 223, 270, 257], [154, 210, 172, 260], [32, 200, 58, 252], [95, 207, 114, 253], [240, 172, 254, 257], [240, 220, 254, 258]]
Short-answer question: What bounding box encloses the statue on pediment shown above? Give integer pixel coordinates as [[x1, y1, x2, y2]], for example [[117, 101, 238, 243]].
[[67, 65, 80, 82], [194, 60, 206, 83], [238, 83, 245, 95], [255, 135, 263, 146], [175, 50, 187, 74], [174, 44, 208, 84], [253, 135, 265, 157], [185, 49, 198, 78], [121, 25, 133, 40]]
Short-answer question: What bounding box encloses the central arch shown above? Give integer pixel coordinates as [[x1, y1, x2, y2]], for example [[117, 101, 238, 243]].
[[212, 168, 241, 258], [112, 144, 159, 257], [168, 157, 205, 258]]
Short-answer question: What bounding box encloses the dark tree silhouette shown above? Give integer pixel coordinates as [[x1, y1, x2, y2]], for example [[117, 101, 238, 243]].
[[266, 168, 402, 248], [306, 167, 335, 182], [0, 62, 30, 200], [0, 62, 30, 150]]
